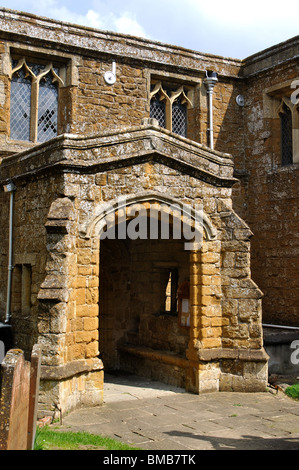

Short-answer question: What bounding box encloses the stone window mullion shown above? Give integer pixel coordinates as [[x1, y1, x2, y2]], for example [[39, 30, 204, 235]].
[[165, 97, 172, 133], [30, 76, 39, 143]]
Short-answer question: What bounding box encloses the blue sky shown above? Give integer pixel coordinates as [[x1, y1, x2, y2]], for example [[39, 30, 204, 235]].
[[0, 0, 298, 59]]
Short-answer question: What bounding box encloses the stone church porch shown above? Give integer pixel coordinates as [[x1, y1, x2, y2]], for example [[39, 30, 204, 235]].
[[0, 124, 268, 416]]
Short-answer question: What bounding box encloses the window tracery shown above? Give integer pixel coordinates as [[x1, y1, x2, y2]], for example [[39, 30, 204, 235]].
[[150, 82, 192, 137], [10, 58, 64, 143]]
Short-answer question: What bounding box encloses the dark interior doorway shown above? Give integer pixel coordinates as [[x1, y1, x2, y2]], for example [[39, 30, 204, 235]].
[[99, 231, 190, 372]]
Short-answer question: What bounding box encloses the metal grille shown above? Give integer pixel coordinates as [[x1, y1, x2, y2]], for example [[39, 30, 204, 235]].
[[37, 73, 58, 142], [172, 97, 187, 137], [150, 95, 166, 128], [10, 69, 31, 141], [280, 103, 293, 166]]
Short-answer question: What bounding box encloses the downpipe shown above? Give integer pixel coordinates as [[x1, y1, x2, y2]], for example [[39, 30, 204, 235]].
[[204, 71, 218, 150], [3, 181, 16, 324]]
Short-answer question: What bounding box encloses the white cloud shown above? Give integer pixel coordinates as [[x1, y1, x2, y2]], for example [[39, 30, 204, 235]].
[[82, 8, 148, 37], [84, 10, 104, 29], [36, 1, 105, 29], [10, 0, 100, 28], [113, 12, 147, 37]]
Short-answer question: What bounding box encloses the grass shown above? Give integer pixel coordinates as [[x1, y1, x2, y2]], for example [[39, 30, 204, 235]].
[[285, 383, 299, 400], [34, 426, 140, 451]]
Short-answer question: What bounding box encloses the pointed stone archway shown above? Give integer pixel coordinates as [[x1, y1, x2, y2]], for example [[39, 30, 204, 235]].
[[82, 191, 216, 392], [80, 190, 268, 394]]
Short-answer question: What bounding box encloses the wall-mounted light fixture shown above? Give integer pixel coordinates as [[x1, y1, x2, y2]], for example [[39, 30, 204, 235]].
[[204, 70, 218, 150], [104, 61, 116, 85], [3, 181, 16, 193], [236, 94, 245, 107]]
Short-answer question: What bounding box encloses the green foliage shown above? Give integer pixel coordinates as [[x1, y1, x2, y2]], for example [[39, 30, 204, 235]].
[[34, 426, 140, 451], [285, 383, 299, 400]]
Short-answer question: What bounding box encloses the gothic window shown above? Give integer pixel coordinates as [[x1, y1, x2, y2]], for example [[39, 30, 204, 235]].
[[279, 101, 293, 166], [277, 97, 299, 166], [10, 58, 64, 143], [150, 82, 192, 138]]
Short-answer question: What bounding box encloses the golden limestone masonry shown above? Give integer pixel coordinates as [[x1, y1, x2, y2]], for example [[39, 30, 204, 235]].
[[0, 8, 298, 416]]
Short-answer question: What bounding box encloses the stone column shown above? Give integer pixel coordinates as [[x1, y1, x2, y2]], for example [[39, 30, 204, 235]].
[[188, 250, 202, 358], [186, 249, 202, 392], [186, 244, 221, 393]]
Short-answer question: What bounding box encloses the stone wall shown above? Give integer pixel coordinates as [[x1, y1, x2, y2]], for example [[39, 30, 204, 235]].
[[0, 172, 65, 356], [76, 60, 148, 135], [241, 47, 299, 326]]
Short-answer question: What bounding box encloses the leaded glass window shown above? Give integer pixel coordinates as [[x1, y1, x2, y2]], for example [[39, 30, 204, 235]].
[[150, 94, 166, 128], [149, 82, 192, 137], [10, 59, 63, 143], [38, 72, 59, 142], [172, 96, 187, 137], [10, 68, 31, 141]]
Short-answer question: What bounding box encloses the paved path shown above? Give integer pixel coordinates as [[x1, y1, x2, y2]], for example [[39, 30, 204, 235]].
[[62, 372, 299, 450]]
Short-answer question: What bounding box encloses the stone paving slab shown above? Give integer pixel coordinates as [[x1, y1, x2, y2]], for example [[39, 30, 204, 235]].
[[61, 373, 299, 451]]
